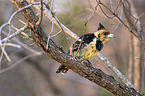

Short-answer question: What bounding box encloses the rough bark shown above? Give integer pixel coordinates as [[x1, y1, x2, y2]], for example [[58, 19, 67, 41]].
[[9, 0, 143, 95]]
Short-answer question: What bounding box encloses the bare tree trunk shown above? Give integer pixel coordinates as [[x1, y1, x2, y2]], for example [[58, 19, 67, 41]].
[[128, 34, 134, 83], [133, 36, 141, 91], [125, 0, 143, 91]]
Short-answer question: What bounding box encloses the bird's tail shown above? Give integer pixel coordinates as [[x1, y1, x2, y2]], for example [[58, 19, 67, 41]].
[[56, 65, 68, 74]]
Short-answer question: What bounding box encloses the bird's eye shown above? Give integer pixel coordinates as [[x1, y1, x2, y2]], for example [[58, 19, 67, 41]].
[[103, 32, 109, 36], [98, 34, 101, 37]]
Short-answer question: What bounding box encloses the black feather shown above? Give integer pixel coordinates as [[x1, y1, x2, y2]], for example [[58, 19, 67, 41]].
[[79, 34, 95, 44], [73, 33, 95, 52], [98, 23, 105, 30], [96, 40, 103, 51]]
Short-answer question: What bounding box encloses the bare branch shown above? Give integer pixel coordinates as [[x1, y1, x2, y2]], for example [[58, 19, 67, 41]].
[[0, 2, 41, 63], [97, 0, 145, 45], [113, 0, 121, 13], [36, 0, 43, 25], [2, 30, 40, 54], [49, 29, 62, 38], [0, 52, 42, 74], [1, 26, 27, 44], [112, 0, 124, 33], [97, 2, 115, 19], [0, 47, 11, 62], [43, 2, 73, 54], [31, 1, 79, 40], [0, 43, 21, 48], [46, 0, 54, 49]]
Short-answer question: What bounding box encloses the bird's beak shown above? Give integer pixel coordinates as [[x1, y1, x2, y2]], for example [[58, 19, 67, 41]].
[[108, 34, 114, 38]]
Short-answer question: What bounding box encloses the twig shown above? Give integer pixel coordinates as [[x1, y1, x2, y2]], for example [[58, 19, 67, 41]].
[[0, 26, 27, 44], [46, 0, 54, 49], [0, 43, 21, 48], [85, 6, 96, 27], [0, 47, 11, 62], [123, 0, 138, 20], [130, 11, 145, 32], [33, 2, 79, 40], [55, 16, 73, 55], [2, 30, 40, 54], [43, 3, 72, 54], [19, 20, 26, 25], [98, 3, 115, 19], [141, 23, 145, 28], [112, 0, 124, 33], [36, 0, 43, 25], [0, 52, 42, 74], [113, 0, 122, 13], [0, 2, 40, 40], [49, 29, 62, 38], [97, 0, 145, 45], [0, 2, 41, 62]]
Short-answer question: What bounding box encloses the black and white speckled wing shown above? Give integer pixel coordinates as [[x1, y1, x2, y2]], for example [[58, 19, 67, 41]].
[[72, 33, 96, 52]]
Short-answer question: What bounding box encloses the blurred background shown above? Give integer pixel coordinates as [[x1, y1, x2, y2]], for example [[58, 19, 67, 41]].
[[0, 0, 145, 96]]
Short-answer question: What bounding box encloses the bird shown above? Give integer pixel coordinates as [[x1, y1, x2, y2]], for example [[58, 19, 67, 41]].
[[56, 23, 114, 73]]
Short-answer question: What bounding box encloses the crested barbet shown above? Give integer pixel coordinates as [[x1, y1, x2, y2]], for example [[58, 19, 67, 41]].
[[56, 23, 114, 73]]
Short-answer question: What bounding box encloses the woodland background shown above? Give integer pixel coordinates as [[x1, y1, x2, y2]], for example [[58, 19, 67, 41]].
[[0, 0, 145, 96]]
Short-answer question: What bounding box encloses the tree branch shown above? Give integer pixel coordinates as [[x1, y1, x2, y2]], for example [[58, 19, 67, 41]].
[[9, 0, 143, 95], [97, 0, 145, 45]]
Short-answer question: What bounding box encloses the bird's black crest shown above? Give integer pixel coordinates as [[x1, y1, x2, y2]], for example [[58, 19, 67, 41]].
[[98, 23, 105, 30]]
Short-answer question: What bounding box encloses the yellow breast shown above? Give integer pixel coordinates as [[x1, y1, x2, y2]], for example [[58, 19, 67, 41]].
[[73, 38, 98, 60]]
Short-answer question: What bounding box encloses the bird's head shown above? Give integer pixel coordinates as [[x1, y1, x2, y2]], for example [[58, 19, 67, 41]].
[[94, 23, 114, 44]]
